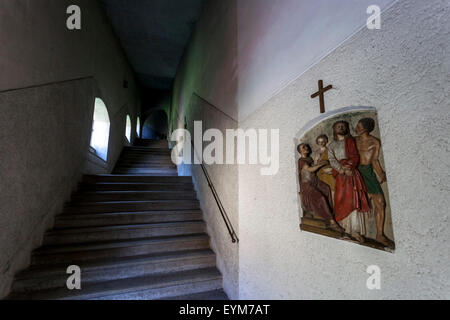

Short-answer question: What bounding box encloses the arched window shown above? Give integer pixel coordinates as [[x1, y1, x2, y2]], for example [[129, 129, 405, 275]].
[[136, 117, 141, 137], [125, 114, 132, 143], [90, 98, 110, 161]]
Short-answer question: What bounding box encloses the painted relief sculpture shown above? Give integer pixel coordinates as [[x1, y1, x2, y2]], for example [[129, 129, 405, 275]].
[[297, 108, 395, 252]]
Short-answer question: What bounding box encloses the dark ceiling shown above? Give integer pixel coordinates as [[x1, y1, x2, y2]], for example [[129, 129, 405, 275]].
[[101, 0, 204, 91]]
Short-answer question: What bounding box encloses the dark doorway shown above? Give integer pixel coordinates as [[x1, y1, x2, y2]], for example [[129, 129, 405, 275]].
[[142, 110, 168, 139]]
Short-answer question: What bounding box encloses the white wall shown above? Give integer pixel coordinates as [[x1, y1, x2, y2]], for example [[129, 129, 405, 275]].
[[239, 0, 450, 299]]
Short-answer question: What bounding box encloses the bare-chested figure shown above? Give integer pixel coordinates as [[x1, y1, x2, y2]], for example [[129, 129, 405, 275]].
[[355, 118, 393, 247]]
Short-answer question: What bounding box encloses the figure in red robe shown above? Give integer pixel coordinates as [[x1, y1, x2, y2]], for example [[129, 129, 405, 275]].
[[327, 121, 370, 242]]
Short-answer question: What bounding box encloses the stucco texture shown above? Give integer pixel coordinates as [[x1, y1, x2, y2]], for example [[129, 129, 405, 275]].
[[239, 0, 450, 299]]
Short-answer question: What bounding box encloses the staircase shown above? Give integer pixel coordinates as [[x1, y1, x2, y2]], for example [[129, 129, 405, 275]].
[[6, 139, 228, 300]]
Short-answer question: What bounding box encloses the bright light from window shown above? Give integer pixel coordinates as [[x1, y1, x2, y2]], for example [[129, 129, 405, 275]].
[[90, 98, 110, 161], [125, 115, 132, 142], [136, 117, 141, 137]]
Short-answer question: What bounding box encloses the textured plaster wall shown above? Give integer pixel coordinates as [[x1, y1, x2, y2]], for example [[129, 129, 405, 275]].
[[239, 0, 450, 299], [171, 0, 240, 299], [236, 0, 396, 121], [0, 0, 139, 298]]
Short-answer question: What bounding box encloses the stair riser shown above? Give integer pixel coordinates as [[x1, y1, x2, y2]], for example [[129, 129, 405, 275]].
[[13, 256, 216, 293], [85, 278, 222, 300], [133, 143, 168, 147], [124, 147, 170, 151], [133, 146, 168, 149], [64, 201, 200, 214], [113, 169, 177, 174], [80, 183, 194, 192], [117, 158, 174, 162], [112, 174, 179, 178], [117, 159, 174, 164], [83, 176, 192, 183], [32, 238, 210, 265], [118, 158, 173, 164], [114, 165, 177, 172], [123, 147, 171, 151], [115, 164, 176, 168], [55, 213, 203, 228], [120, 153, 172, 158], [71, 192, 197, 202], [113, 170, 178, 176], [44, 224, 206, 245]]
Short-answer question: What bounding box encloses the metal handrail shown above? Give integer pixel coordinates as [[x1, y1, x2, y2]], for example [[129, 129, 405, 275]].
[[190, 141, 239, 243]]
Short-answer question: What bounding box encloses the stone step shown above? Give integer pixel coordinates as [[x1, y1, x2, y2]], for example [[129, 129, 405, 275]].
[[79, 182, 194, 192], [121, 150, 171, 156], [116, 161, 175, 166], [43, 221, 206, 245], [116, 162, 176, 167], [12, 249, 216, 293], [64, 200, 200, 214], [160, 289, 229, 300], [83, 175, 191, 184], [114, 167, 177, 172], [134, 143, 168, 149], [113, 169, 178, 175], [119, 155, 172, 160], [134, 139, 168, 148], [31, 234, 210, 265], [119, 154, 173, 159], [116, 159, 176, 168], [55, 210, 203, 228], [71, 191, 197, 202], [124, 146, 171, 152], [123, 146, 171, 151], [115, 163, 176, 167], [117, 159, 174, 165], [8, 267, 222, 300]]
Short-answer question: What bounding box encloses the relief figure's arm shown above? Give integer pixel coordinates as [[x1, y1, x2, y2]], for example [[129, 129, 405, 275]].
[[372, 141, 386, 182], [304, 162, 326, 173]]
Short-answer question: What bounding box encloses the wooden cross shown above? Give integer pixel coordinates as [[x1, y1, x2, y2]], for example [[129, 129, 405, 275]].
[[311, 80, 333, 114]]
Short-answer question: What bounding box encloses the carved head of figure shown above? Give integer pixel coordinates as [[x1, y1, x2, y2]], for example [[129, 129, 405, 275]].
[[316, 134, 329, 148], [297, 143, 312, 158], [332, 121, 350, 140], [355, 118, 375, 136]]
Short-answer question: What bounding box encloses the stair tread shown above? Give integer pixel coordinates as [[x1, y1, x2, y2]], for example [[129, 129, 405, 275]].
[[48, 221, 205, 235], [58, 210, 202, 219], [81, 182, 193, 186], [68, 199, 199, 206], [75, 191, 195, 195], [9, 267, 222, 300], [17, 249, 216, 279], [83, 175, 189, 179], [34, 234, 210, 255]]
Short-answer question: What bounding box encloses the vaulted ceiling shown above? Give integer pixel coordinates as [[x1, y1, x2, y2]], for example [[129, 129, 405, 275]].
[[101, 0, 204, 91]]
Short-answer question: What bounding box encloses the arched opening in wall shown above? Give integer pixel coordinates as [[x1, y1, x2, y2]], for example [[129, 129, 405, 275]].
[[125, 114, 132, 143], [90, 98, 110, 161], [142, 110, 168, 140], [136, 117, 141, 137]]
